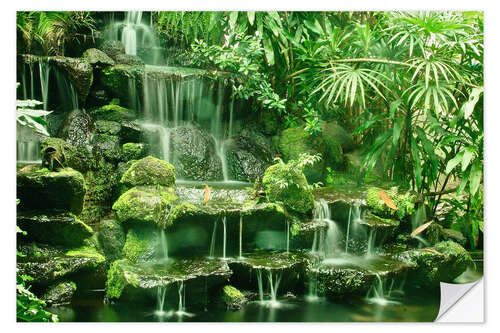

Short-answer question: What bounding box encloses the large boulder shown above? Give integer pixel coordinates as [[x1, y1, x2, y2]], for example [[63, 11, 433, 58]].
[[169, 126, 223, 181], [278, 127, 327, 183], [58, 109, 94, 148], [89, 104, 136, 122], [83, 48, 115, 68], [17, 212, 93, 246], [217, 285, 248, 310], [322, 121, 356, 153], [48, 56, 93, 105], [100, 65, 144, 104], [112, 186, 177, 226], [225, 129, 273, 182], [97, 219, 126, 262], [114, 54, 144, 66], [121, 143, 147, 161], [17, 167, 86, 214], [40, 137, 90, 172], [262, 162, 315, 214], [397, 241, 472, 288], [91, 134, 121, 161], [120, 156, 175, 187], [99, 40, 125, 61]]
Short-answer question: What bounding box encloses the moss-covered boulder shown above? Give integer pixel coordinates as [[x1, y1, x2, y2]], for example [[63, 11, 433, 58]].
[[279, 126, 327, 183], [120, 156, 175, 187], [17, 212, 93, 246], [112, 186, 177, 226], [89, 104, 136, 122], [48, 56, 93, 105], [366, 186, 416, 220], [397, 241, 472, 287], [17, 243, 106, 287], [97, 219, 126, 262], [262, 163, 315, 214], [17, 167, 86, 214], [100, 65, 144, 104], [121, 143, 147, 161], [322, 121, 356, 153], [40, 137, 90, 172], [217, 285, 248, 310], [99, 40, 125, 61], [95, 120, 121, 136], [83, 48, 115, 68], [169, 126, 223, 181], [92, 134, 121, 161], [105, 258, 232, 305], [122, 226, 158, 263], [115, 54, 144, 65], [440, 228, 467, 246], [58, 110, 94, 148], [42, 281, 77, 306]]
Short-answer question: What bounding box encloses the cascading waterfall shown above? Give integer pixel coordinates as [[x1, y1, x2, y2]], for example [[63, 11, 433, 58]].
[[222, 215, 227, 259], [285, 219, 290, 253], [17, 142, 41, 163], [39, 60, 50, 110], [256, 269, 282, 307], [365, 274, 400, 306], [209, 220, 217, 258], [345, 200, 363, 253], [312, 199, 341, 257], [306, 268, 320, 302], [366, 229, 377, 257], [159, 230, 169, 262], [239, 215, 243, 259], [155, 286, 169, 318]]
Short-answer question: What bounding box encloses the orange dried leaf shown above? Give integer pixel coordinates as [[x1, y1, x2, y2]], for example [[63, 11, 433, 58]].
[[204, 184, 211, 204], [378, 190, 397, 210], [411, 221, 433, 238]]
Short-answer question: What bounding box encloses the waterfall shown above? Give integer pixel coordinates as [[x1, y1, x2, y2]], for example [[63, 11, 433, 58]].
[[239, 215, 243, 259], [257, 270, 264, 302], [159, 230, 169, 262], [306, 269, 320, 302], [155, 286, 169, 318], [285, 219, 290, 253], [54, 67, 78, 111], [344, 200, 363, 253], [312, 199, 341, 257], [176, 281, 186, 314], [366, 229, 377, 257], [267, 270, 281, 305], [39, 60, 50, 110], [256, 269, 282, 307], [213, 81, 229, 181], [122, 11, 140, 55], [222, 215, 227, 259], [209, 220, 217, 258], [16, 142, 41, 163], [365, 274, 400, 306]]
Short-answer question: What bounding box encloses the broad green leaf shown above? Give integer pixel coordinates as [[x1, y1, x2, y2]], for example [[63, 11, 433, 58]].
[[446, 152, 464, 174], [461, 147, 475, 172], [393, 116, 403, 145], [262, 37, 275, 66], [247, 11, 255, 26], [469, 161, 482, 196], [229, 11, 239, 30], [389, 99, 402, 119], [461, 86, 483, 119], [411, 137, 422, 190]]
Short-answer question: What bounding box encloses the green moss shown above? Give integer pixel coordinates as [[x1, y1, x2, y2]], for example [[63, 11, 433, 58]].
[[366, 186, 416, 219], [121, 156, 175, 187], [323, 137, 345, 170], [106, 259, 129, 299], [279, 127, 327, 183], [65, 245, 105, 265], [40, 137, 90, 172], [219, 285, 247, 310], [89, 104, 136, 122], [261, 163, 315, 214], [122, 227, 156, 263], [112, 186, 177, 226], [122, 143, 146, 161], [95, 120, 121, 135]]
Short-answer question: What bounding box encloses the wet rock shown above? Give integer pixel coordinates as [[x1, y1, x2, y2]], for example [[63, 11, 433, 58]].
[[290, 220, 329, 250], [17, 167, 86, 214], [40, 137, 91, 172], [225, 130, 273, 182], [122, 225, 159, 263], [279, 126, 327, 183], [86, 89, 110, 108], [17, 243, 106, 286], [83, 48, 115, 68], [58, 109, 94, 148], [48, 56, 93, 105], [17, 212, 93, 247], [89, 104, 136, 122], [95, 120, 121, 136], [42, 281, 77, 306], [121, 143, 147, 161], [120, 156, 176, 187], [119, 121, 142, 143], [92, 134, 121, 161], [100, 65, 144, 104], [169, 126, 223, 181], [99, 40, 125, 61], [314, 255, 411, 299], [262, 162, 315, 214], [396, 240, 472, 288], [228, 251, 313, 295], [105, 258, 232, 306], [217, 285, 248, 310], [97, 219, 126, 262], [114, 54, 144, 66], [112, 186, 177, 226]]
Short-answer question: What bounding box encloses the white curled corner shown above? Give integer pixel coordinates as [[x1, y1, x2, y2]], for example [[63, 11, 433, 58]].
[[435, 278, 484, 322]]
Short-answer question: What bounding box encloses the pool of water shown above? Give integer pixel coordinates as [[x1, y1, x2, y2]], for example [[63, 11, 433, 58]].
[[49, 287, 441, 322]]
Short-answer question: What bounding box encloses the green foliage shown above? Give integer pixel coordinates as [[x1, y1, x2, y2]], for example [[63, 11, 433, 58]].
[[16, 94, 51, 137]]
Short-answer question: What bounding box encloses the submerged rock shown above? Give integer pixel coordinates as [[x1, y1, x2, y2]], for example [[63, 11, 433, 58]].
[[217, 285, 248, 310], [112, 186, 177, 226], [169, 126, 223, 181], [262, 162, 315, 214], [83, 48, 115, 68], [17, 243, 106, 286], [17, 167, 86, 214], [120, 156, 175, 187], [279, 126, 327, 183], [105, 258, 232, 305], [42, 281, 77, 306], [396, 240, 472, 288], [17, 212, 93, 247], [97, 219, 126, 262]]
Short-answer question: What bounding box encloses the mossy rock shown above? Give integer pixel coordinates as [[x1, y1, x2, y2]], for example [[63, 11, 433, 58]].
[[92, 134, 121, 161], [42, 281, 77, 306], [397, 241, 472, 287], [112, 185, 177, 226], [83, 48, 115, 67], [17, 212, 93, 247], [100, 65, 144, 104], [440, 228, 467, 246], [120, 156, 175, 187], [95, 120, 121, 135], [366, 186, 416, 220], [121, 143, 147, 161], [40, 137, 90, 172], [97, 219, 126, 262], [218, 285, 247, 310], [322, 121, 356, 153], [17, 167, 86, 214], [279, 126, 327, 183], [122, 226, 158, 263], [262, 163, 315, 214], [89, 104, 136, 122]]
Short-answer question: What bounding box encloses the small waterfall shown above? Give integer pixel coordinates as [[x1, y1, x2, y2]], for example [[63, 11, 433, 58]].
[[306, 268, 320, 302], [54, 67, 79, 111], [222, 215, 227, 259], [256, 269, 282, 307], [285, 219, 290, 253], [122, 11, 141, 55], [176, 281, 186, 314], [159, 230, 169, 262], [239, 215, 243, 259], [365, 274, 400, 306], [139, 123, 170, 162], [366, 229, 377, 257], [213, 81, 229, 181], [345, 200, 363, 253], [38, 60, 50, 110], [209, 220, 217, 258], [16, 141, 41, 163], [155, 286, 169, 318], [257, 270, 264, 302], [267, 270, 281, 304], [312, 199, 341, 257]]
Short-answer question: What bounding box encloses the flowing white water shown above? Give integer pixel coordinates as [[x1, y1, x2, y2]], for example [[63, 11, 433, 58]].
[[366, 229, 377, 257], [286, 219, 290, 253], [222, 215, 227, 259], [345, 206, 352, 253], [159, 230, 169, 262], [209, 220, 217, 258], [16, 142, 41, 163], [312, 199, 342, 257], [155, 286, 170, 318], [365, 274, 401, 306], [256, 269, 282, 308], [306, 268, 321, 302], [39, 60, 50, 110], [239, 215, 243, 259]]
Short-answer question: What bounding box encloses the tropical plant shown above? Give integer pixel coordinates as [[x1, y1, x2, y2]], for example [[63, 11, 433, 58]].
[[16, 84, 51, 137]]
